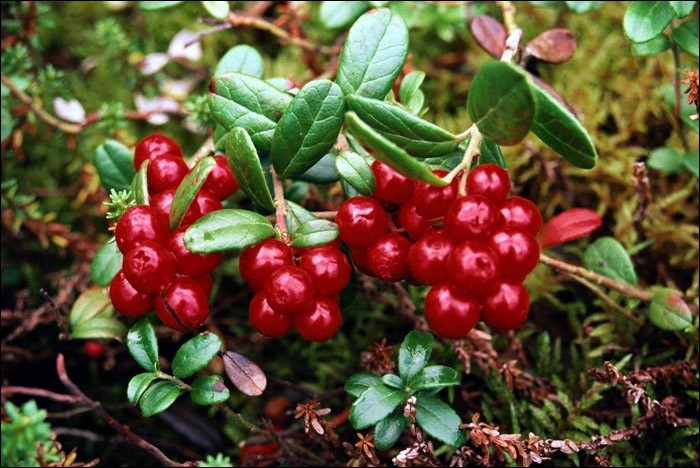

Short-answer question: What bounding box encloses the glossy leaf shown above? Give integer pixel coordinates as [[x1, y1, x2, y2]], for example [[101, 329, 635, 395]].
[[631, 34, 672, 56], [345, 373, 384, 397], [201, 1, 229, 19], [583, 237, 638, 286], [670, 1, 697, 18], [479, 139, 506, 168], [127, 319, 159, 371], [1, 104, 13, 141], [565, 1, 603, 13], [398, 331, 433, 380], [169, 156, 216, 230], [335, 150, 375, 196], [319, 1, 370, 29], [215, 45, 264, 78], [526, 29, 577, 63], [70, 288, 112, 326], [172, 332, 222, 379], [540, 208, 602, 249], [223, 351, 267, 396], [284, 201, 316, 235], [139, 381, 182, 418], [190, 375, 230, 405], [382, 374, 405, 389], [127, 373, 157, 405], [296, 153, 340, 183], [291, 219, 339, 248], [470, 15, 506, 58], [209, 73, 293, 151], [530, 81, 598, 169], [411, 365, 460, 390], [623, 2, 674, 43], [415, 395, 465, 446], [90, 240, 122, 287], [468, 61, 535, 146], [346, 95, 458, 158], [374, 410, 407, 450], [345, 112, 447, 186], [184, 209, 276, 253], [271, 80, 345, 177], [672, 20, 699, 58], [95, 140, 136, 191], [336, 9, 409, 99], [225, 128, 275, 211], [349, 384, 406, 429], [131, 160, 149, 205], [72, 316, 126, 341], [138, 1, 184, 10], [70, 287, 125, 340], [648, 147, 685, 173], [648, 288, 693, 331], [399, 70, 426, 114]]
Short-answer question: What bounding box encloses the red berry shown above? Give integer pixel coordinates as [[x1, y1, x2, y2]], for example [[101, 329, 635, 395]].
[[109, 270, 153, 318], [167, 229, 222, 276], [123, 241, 177, 294], [397, 199, 431, 240], [249, 293, 293, 337], [444, 195, 500, 242], [294, 238, 342, 257], [367, 233, 411, 282], [147, 154, 189, 193], [115, 205, 169, 254], [424, 283, 481, 339], [447, 241, 500, 296], [371, 160, 415, 205], [466, 164, 511, 205], [150, 189, 199, 228], [299, 246, 351, 296], [193, 189, 223, 218], [263, 266, 315, 316], [84, 341, 105, 358], [203, 155, 239, 199], [294, 297, 342, 342], [407, 230, 454, 285], [350, 248, 374, 276], [336, 197, 388, 249], [239, 239, 294, 292], [193, 274, 213, 298], [500, 196, 542, 236], [488, 228, 539, 282], [413, 170, 457, 219], [134, 134, 183, 171], [481, 282, 530, 331], [155, 276, 209, 331]]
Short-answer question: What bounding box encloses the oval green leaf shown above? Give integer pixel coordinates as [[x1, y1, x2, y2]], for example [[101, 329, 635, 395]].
[[335, 150, 375, 196], [90, 240, 122, 287], [411, 365, 460, 390], [336, 9, 409, 99], [345, 373, 384, 398], [169, 156, 216, 230], [127, 318, 159, 372], [95, 140, 136, 191], [684, 151, 699, 177], [648, 288, 693, 331], [479, 139, 506, 168], [225, 128, 275, 211], [319, 1, 370, 29], [139, 380, 182, 418], [172, 332, 222, 379], [349, 384, 406, 430], [374, 410, 407, 450], [291, 219, 339, 248], [215, 45, 264, 78], [346, 94, 458, 158], [623, 2, 674, 43], [631, 34, 671, 56], [648, 147, 685, 173], [670, 1, 697, 18], [583, 237, 638, 286], [127, 372, 157, 405], [284, 200, 316, 236], [190, 375, 230, 405], [137, 1, 183, 10], [271, 80, 345, 177], [382, 374, 404, 389], [345, 112, 447, 186], [131, 160, 149, 205], [296, 153, 340, 184], [72, 316, 126, 341], [415, 395, 465, 446], [69, 287, 113, 327], [201, 0, 230, 19], [184, 209, 276, 253], [672, 20, 699, 58], [398, 331, 433, 380]]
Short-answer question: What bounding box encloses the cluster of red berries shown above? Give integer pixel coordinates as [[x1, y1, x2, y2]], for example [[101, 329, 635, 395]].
[[239, 238, 351, 342], [336, 162, 542, 339], [109, 134, 239, 331]]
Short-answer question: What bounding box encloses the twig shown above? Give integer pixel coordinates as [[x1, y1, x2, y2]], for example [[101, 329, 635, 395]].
[[188, 136, 214, 168], [1, 386, 84, 404], [271, 166, 290, 242], [568, 275, 644, 325], [39, 289, 71, 338]]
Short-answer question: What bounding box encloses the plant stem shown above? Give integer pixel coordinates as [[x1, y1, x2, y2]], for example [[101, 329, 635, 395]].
[[271, 165, 289, 242], [671, 36, 691, 152], [443, 127, 482, 187], [156, 372, 192, 392], [188, 137, 214, 168]]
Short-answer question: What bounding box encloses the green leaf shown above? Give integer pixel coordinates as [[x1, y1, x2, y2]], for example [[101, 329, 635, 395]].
[[70, 288, 112, 326], [565, 1, 603, 13], [467, 61, 535, 146], [349, 384, 406, 429], [138, 1, 184, 10], [296, 153, 339, 183], [623, 2, 674, 43], [1, 104, 13, 141], [172, 332, 222, 378], [284, 201, 317, 234], [398, 331, 433, 380], [72, 315, 126, 340], [345, 373, 384, 397], [90, 240, 122, 287], [648, 288, 693, 331], [669, 1, 697, 18], [184, 209, 276, 253], [131, 160, 149, 205], [70, 287, 126, 340], [345, 112, 447, 186], [319, 1, 370, 29], [225, 128, 275, 211], [684, 151, 699, 177], [346, 95, 458, 158], [210, 73, 293, 151], [336, 9, 409, 99], [672, 20, 699, 57], [126, 318, 159, 372], [411, 365, 460, 390], [95, 140, 136, 191], [127, 372, 158, 405], [271, 80, 345, 177], [335, 150, 375, 196], [583, 237, 638, 286], [201, 0, 230, 19], [291, 219, 339, 248], [649, 148, 685, 173], [415, 395, 465, 446], [382, 374, 405, 389], [661, 83, 699, 133], [631, 34, 671, 56], [374, 411, 407, 450], [215, 45, 264, 78], [190, 375, 230, 405], [479, 139, 506, 168], [139, 381, 182, 418], [530, 81, 598, 169], [399, 70, 426, 108], [170, 157, 216, 230]]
